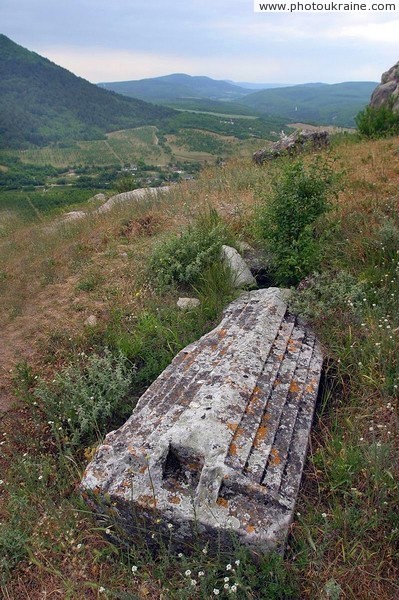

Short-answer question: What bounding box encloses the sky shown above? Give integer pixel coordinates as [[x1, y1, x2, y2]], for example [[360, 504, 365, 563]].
[[1, 0, 398, 85]]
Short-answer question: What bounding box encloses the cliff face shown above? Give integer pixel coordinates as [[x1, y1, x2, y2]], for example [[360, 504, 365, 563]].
[[370, 61, 399, 112]]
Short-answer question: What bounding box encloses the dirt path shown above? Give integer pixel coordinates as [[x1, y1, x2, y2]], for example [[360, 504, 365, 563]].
[[104, 140, 124, 165]]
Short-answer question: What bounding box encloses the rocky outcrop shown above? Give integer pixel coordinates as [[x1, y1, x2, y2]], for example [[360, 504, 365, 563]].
[[370, 61, 399, 113], [81, 288, 323, 555], [253, 129, 330, 165]]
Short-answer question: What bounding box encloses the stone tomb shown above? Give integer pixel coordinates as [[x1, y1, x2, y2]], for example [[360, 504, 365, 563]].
[[81, 288, 323, 554]]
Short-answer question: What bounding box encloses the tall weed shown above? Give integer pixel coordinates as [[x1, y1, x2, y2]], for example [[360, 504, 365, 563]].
[[149, 208, 235, 288], [256, 157, 337, 285], [31, 349, 134, 450]]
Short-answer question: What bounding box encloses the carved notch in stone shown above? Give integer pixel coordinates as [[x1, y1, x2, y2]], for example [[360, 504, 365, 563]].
[[81, 288, 323, 554]]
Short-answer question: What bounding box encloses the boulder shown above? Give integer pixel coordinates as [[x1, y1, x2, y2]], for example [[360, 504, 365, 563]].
[[177, 297, 201, 310], [370, 60, 399, 113], [81, 288, 323, 555], [96, 186, 170, 215], [253, 129, 330, 165], [221, 245, 256, 288]]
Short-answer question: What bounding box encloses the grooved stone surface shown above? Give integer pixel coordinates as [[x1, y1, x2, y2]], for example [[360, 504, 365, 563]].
[[81, 288, 323, 554]]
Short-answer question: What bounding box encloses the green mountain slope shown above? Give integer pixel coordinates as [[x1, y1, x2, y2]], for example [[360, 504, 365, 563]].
[[239, 81, 378, 127], [0, 35, 175, 148], [98, 73, 250, 102]]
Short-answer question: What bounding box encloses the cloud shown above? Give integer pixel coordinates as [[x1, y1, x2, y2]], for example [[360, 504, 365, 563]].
[[2, 0, 398, 83], [36, 46, 287, 83], [338, 18, 399, 42]]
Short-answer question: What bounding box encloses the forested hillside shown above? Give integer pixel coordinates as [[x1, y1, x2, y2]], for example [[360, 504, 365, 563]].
[[0, 35, 174, 148], [239, 81, 377, 126], [98, 73, 249, 101]]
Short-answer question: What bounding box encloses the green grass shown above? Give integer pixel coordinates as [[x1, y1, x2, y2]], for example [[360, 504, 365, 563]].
[[0, 187, 99, 225], [1, 135, 399, 598]]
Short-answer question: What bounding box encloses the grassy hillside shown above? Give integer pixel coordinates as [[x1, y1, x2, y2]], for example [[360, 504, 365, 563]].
[[0, 34, 174, 148], [239, 81, 377, 127], [1, 135, 398, 599], [98, 73, 250, 101]]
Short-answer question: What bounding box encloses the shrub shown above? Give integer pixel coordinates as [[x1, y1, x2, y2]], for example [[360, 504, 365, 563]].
[[289, 270, 366, 322], [256, 158, 336, 286], [32, 349, 134, 450], [149, 208, 235, 288], [355, 103, 399, 138]]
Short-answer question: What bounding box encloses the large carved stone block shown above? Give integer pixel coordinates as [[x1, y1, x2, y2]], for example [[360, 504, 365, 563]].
[[81, 288, 323, 554]]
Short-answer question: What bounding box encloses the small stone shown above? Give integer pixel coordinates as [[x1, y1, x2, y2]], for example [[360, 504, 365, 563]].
[[84, 315, 97, 327], [177, 297, 201, 310]]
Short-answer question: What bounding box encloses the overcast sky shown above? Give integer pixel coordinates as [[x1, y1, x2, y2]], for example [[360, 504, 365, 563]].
[[1, 0, 398, 84]]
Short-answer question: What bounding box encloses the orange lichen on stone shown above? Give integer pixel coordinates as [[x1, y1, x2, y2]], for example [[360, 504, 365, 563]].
[[232, 426, 244, 439], [270, 448, 281, 466], [227, 422, 238, 432], [137, 495, 157, 508], [218, 328, 228, 339], [252, 386, 261, 399], [246, 524, 256, 534], [169, 495, 182, 505], [217, 497, 229, 508], [306, 379, 317, 393], [229, 443, 238, 456], [289, 380, 300, 394], [254, 425, 268, 449]]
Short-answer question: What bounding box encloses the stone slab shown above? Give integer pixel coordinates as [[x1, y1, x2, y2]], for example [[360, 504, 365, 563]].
[[81, 288, 323, 555]]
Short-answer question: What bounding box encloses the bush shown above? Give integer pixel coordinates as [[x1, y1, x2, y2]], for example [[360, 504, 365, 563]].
[[149, 208, 235, 288], [256, 158, 336, 286], [355, 103, 399, 138], [289, 270, 366, 322], [32, 349, 134, 450]]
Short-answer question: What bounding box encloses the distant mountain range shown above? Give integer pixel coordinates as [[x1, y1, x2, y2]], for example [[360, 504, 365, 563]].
[[98, 73, 250, 102], [0, 33, 379, 152], [101, 74, 378, 127], [0, 34, 174, 148], [239, 81, 378, 127]]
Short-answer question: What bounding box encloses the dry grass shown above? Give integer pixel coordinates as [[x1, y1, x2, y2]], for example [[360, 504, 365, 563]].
[[1, 135, 399, 598]]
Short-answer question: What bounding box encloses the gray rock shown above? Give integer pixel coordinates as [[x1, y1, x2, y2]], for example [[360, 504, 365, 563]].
[[84, 315, 97, 327], [370, 60, 399, 113], [96, 186, 170, 215], [177, 297, 201, 310], [253, 129, 330, 165], [221, 245, 256, 288], [62, 211, 86, 222], [81, 288, 323, 556]]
